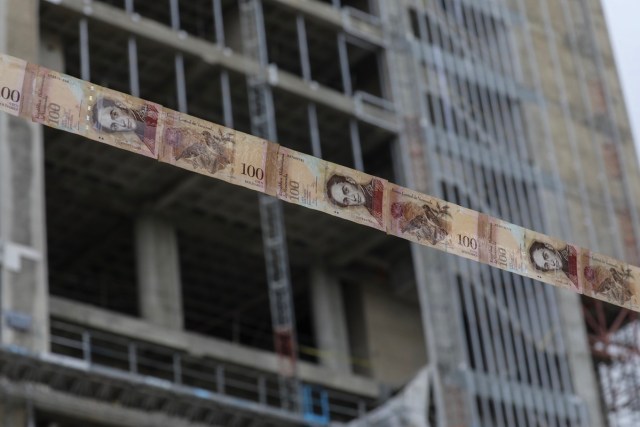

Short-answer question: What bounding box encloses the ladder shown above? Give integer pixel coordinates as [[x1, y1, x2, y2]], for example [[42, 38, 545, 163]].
[[239, 0, 300, 412]]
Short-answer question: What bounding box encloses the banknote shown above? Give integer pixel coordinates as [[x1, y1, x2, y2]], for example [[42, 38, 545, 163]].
[[580, 250, 638, 309], [523, 230, 581, 292], [31, 66, 88, 135], [322, 162, 388, 231], [478, 214, 526, 274], [160, 110, 236, 181], [32, 66, 162, 157], [276, 147, 327, 211], [160, 111, 278, 193], [229, 130, 279, 195], [5, 53, 640, 312], [0, 54, 34, 117], [388, 184, 454, 249]]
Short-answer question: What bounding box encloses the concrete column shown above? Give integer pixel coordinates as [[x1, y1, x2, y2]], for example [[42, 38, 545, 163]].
[[135, 215, 184, 330], [0, 0, 49, 353], [0, 398, 28, 427], [310, 264, 351, 373]]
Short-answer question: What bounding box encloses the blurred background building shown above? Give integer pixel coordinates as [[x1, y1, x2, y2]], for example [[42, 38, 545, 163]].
[[0, 0, 639, 426]]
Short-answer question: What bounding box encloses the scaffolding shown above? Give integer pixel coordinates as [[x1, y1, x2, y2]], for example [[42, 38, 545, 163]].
[[239, 0, 300, 413]]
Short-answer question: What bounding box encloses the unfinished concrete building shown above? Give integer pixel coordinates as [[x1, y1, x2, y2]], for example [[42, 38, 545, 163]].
[[0, 0, 638, 426]]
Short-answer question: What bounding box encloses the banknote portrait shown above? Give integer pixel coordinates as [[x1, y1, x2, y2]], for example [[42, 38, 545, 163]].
[[390, 199, 451, 245], [581, 251, 636, 307], [325, 173, 385, 227], [89, 96, 160, 155], [528, 240, 579, 290]]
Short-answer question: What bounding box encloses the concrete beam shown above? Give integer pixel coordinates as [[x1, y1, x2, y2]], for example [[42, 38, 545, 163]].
[[135, 215, 184, 330], [0, 377, 252, 427], [264, 0, 385, 45], [49, 296, 380, 398]]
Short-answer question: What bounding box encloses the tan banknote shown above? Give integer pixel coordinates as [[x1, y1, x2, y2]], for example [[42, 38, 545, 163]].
[[387, 184, 454, 249], [0, 54, 34, 117], [322, 162, 388, 231], [478, 214, 526, 275], [32, 66, 162, 157], [523, 230, 581, 292], [160, 111, 278, 194], [229, 130, 279, 195], [275, 147, 327, 211], [580, 250, 638, 310], [160, 110, 236, 180], [31, 66, 88, 136]]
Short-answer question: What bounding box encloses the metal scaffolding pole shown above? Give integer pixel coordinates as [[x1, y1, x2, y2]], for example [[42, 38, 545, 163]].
[[239, 0, 300, 413]]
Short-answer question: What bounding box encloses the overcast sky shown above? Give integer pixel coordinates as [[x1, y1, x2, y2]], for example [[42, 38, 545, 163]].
[[601, 0, 640, 166]]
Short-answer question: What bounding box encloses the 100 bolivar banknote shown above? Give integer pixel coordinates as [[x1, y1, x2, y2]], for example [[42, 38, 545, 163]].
[[2, 52, 640, 312], [160, 110, 279, 194], [31, 66, 162, 158]]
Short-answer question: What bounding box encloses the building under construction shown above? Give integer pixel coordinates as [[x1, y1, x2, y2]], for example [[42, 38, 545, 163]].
[[0, 0, 639, 425]]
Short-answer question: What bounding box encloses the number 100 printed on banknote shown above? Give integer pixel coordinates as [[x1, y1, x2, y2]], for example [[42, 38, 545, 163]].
[[31, 66, 87, 136], [0, 54, 33, 117], [478, 214, 526, 275], [276, 147, 327, 212]]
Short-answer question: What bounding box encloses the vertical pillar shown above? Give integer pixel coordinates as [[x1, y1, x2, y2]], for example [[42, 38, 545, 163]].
[[0, 399, 28, 427], [0, 0, 49, 353], [135, 215, 184, 330], [310, 264, 351, 373]]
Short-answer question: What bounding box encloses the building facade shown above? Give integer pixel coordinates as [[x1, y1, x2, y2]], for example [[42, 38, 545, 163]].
[[0, 0, 637, 426]]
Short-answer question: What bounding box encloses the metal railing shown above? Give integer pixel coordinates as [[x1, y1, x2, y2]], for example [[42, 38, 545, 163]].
[[50, 319, 375, 422]]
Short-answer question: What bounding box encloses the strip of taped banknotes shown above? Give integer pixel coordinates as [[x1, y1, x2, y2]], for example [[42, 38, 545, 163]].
[[1, 53, 638, 312]]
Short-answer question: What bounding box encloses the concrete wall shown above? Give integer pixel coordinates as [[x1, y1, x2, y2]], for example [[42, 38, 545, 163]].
[[347, 279, 427, 388]]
